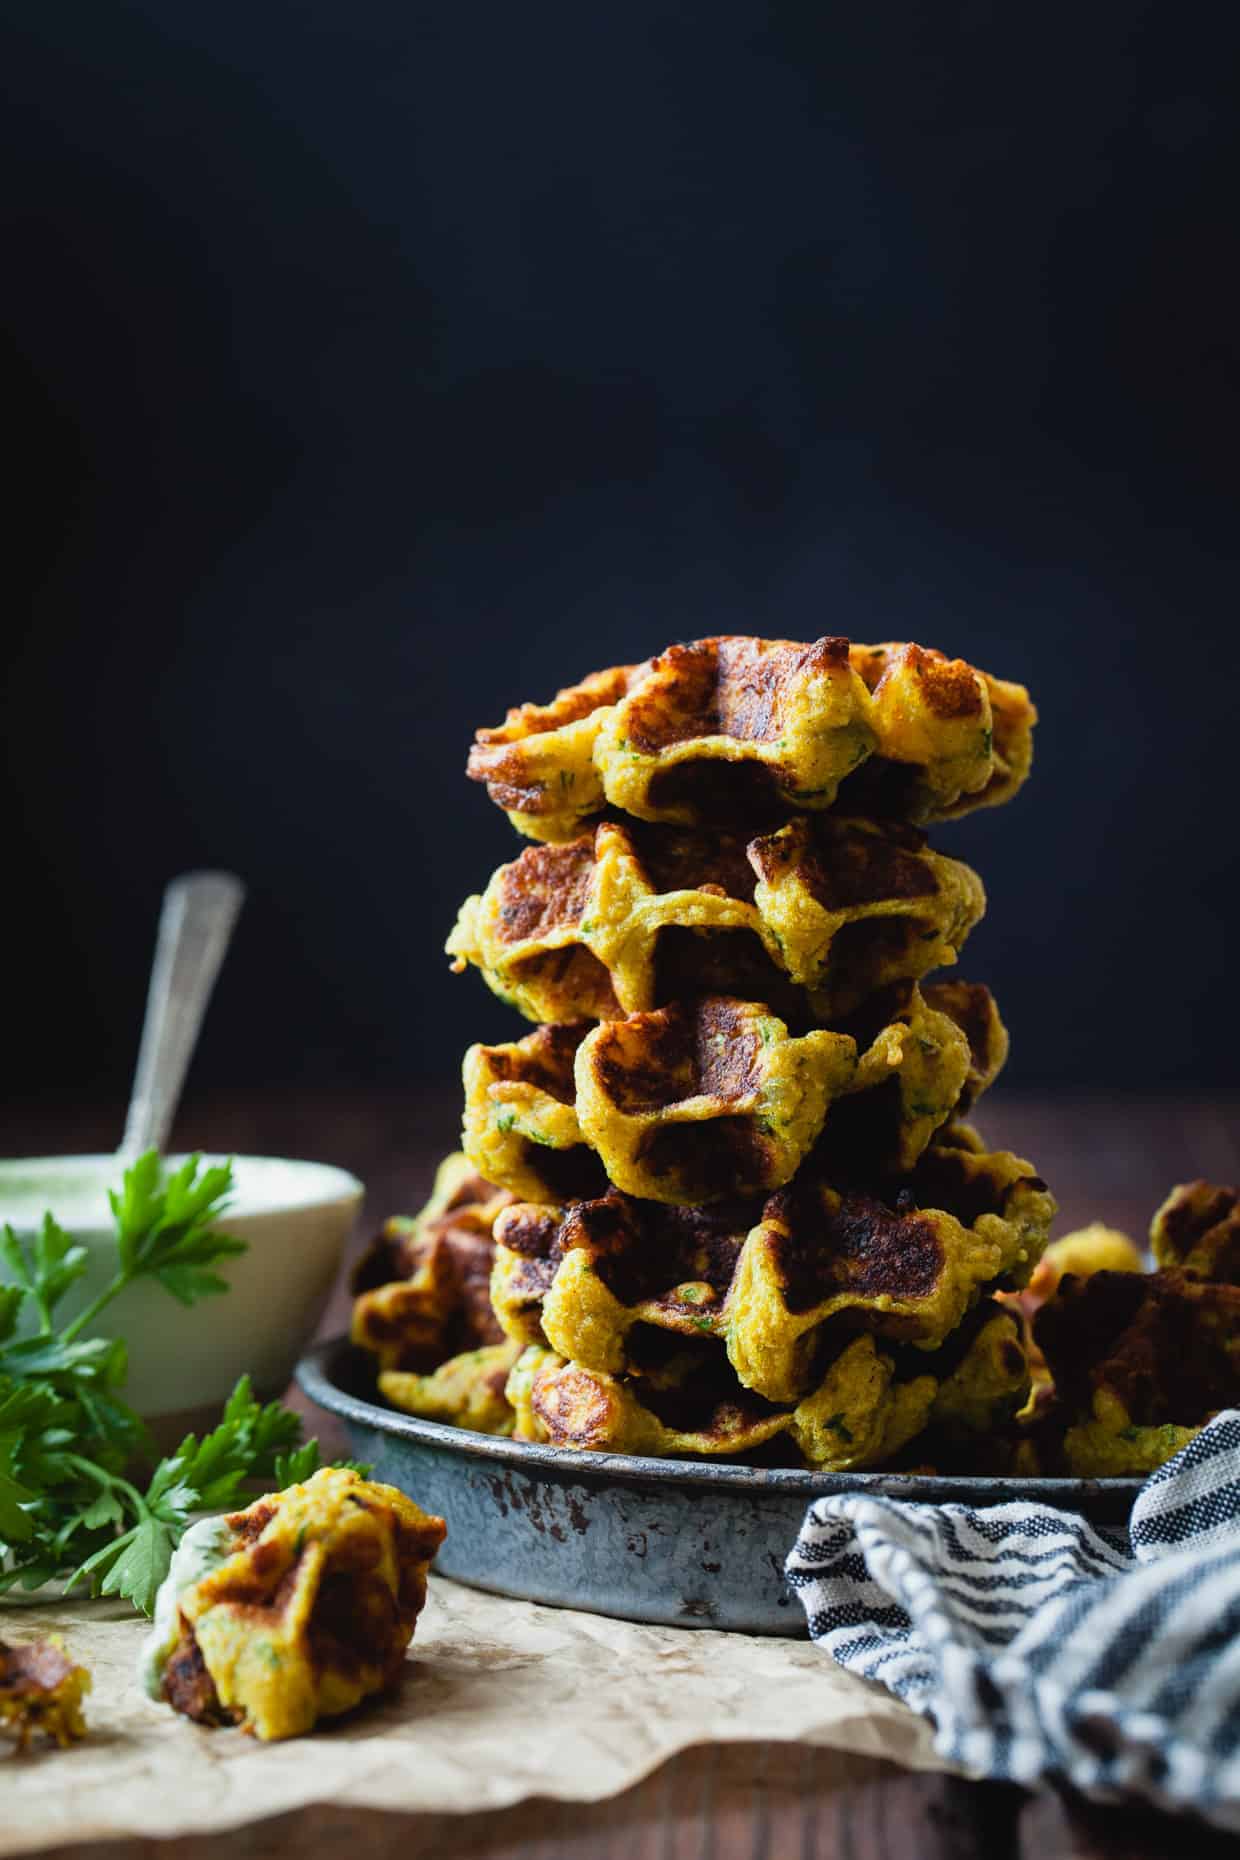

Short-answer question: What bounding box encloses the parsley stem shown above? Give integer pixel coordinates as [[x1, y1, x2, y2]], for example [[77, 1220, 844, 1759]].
[[63, 1454, 150, 1520], [59, 1272, 133, 1346]]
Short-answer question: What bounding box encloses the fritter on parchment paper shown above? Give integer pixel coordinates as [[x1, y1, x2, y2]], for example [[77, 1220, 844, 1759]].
[[0, 1637, 90, 1750], [141, 1468, 445, 1742]]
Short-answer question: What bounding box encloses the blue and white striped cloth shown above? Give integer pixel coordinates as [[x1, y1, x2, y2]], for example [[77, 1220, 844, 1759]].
[[786, 1413, 1240, 1826]]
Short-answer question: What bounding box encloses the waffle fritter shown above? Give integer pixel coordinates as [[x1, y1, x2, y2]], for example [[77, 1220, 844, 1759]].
[[491, 1135, 1053, 1403], [505, 1300, 1028, 1469], [463, 985, 995, 1206], [1151, 1180, 1240, 1282], [747, 816, 985, 1009], [999, 1221, 1143, 1390], [467, 660, 644, 841], [144, 1469, 446, 1741], [814, 980, 991, 1179], [380, 1339, 523, 1434], [0, 1638, 90, 1750], [448, 815, 984, 1024], [574, 997, 855, 1202], [467, 637, 1035, 841], [729, 1144, 1052, 1400], [461, 1021, 609, 1204], [351, 1153, 513, 1372], [1027, 1269, 1240, 1476]]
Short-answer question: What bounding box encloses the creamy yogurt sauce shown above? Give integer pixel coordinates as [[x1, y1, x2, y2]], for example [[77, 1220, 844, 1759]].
[[0, 1154, 360, 1233], [138, 1514, 234, 1699]]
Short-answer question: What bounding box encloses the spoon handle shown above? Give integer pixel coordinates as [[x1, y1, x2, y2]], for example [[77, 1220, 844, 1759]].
[[120, 871, 246, 1157]]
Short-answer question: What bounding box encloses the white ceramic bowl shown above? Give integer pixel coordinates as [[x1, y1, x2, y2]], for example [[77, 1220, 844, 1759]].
[[0, 1153, 363, 1425]]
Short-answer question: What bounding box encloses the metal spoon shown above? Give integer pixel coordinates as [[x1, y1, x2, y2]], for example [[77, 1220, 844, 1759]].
[[119, 871, 246, 1157]]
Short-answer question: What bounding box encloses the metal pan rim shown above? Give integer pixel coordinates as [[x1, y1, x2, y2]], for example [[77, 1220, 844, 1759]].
[[296, 1337, 1144, 1507]]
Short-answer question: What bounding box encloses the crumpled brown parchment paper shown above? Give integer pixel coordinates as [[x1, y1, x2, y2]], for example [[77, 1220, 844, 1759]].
[[1, 1576, 947, 1854]]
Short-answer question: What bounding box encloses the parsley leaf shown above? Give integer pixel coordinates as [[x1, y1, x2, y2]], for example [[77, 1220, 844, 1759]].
[[0, 1152, 362, 1616], [0, 1428, 37, 1541]]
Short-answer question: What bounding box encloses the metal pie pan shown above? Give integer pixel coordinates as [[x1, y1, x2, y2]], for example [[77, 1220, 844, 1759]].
[[297, 1338, 1141, 1637]]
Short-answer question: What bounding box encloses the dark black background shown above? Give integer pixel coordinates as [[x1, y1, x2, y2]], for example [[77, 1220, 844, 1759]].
[[3, 1, 1237, 1117]]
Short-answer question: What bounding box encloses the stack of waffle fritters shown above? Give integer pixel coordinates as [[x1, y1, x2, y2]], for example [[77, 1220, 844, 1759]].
[[356, 636, 1057, 1471]]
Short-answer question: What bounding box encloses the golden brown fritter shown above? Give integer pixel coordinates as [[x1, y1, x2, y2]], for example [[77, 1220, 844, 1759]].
[[919, 980, 1009, 1115], [460, 1021, 610, 1204], [573, 997, 856, 1202], [0, 1638, 90, 1750], [490, 1138, 1054, 1403], [1151, 1181, 1240, 1283], [748, 816, 985, 1012], [467, 637, 1036, 841], [462, 984, 999, 1207], [466, 660, 646, 841], [448, 815, 983, 1025], [505, 1300, 1027, 1470], [813, 980, 984, 1179], [380, 1339, 522, 1434], [845, 642, 1036, 822], [351, 1153, 514, 1372], [1028, 1269, 1240, 1476], [145, 1469, 446, 1742], [998, 1221, 1144, 1390]]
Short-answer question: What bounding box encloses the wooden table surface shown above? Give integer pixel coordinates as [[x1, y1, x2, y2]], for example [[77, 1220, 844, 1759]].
[[5, 1087, 1239, 1860]]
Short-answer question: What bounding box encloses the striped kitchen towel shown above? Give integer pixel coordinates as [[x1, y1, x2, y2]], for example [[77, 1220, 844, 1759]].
[[786, 1412, 1240, 1826]]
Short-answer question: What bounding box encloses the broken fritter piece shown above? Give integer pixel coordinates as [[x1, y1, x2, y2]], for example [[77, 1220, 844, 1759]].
[[141, 1468, 446, 1741], [0, 1637, 90, 1750], [1151, 1181, 1240, 1283], [1030, 1224, 1145, 1292]]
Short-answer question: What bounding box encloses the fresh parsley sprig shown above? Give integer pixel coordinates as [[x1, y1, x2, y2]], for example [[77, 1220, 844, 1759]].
[[0, 1151, 361, 1615], [66, 1376, 365, 1615]]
